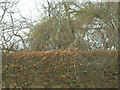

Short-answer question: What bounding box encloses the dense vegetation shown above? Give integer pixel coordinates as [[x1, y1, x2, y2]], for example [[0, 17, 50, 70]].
[[3, 49, 118, 88], [28, 2, 118, 51], [1, 1, 119, 88], [1, 2, 118, 52]]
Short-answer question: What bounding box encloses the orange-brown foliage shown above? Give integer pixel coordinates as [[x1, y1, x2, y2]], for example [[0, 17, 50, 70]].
[[2, 49, 118, 88]]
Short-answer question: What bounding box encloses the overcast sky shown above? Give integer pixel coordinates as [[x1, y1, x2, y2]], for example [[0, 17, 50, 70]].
[[17, 0, 44, 22]]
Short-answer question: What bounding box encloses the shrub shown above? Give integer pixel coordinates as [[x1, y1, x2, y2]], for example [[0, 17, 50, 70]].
[[2, 49, 118, 88]]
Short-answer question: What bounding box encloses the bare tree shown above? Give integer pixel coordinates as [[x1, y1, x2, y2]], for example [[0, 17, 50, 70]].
[[0, 0, 36, 52]]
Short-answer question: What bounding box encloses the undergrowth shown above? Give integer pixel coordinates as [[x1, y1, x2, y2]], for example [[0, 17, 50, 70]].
[[2, 49, 118, 88]]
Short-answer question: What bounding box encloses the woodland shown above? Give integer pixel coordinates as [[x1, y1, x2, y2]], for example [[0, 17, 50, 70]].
[[0, 0, 119, 88]]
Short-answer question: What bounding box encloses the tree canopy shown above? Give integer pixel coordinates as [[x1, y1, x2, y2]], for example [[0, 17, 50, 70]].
[[28, 1, 118, 51]]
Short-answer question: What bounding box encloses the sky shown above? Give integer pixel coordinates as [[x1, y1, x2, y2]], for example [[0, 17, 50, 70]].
[[17, 0, 44, 22]]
